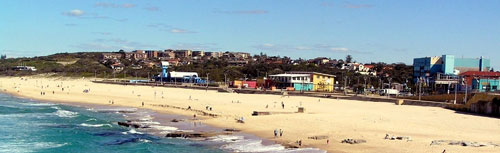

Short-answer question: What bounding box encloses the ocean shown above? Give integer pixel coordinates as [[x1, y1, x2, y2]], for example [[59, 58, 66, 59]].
[[0, 93, 325, 153]]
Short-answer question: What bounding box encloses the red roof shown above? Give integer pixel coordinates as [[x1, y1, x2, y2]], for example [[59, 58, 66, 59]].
[[364, 64, 375, 69], [459, 71, 500, 77]]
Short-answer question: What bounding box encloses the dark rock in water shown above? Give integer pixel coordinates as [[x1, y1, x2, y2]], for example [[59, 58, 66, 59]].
[[117, 121, 150, 128], [94, 131, 121, 137], [223, 128, 241, 132], [171, 119, 180, 122], [105, 138, 140, 145], [341, 139, 366, 144], [165, 132, 220, 139]]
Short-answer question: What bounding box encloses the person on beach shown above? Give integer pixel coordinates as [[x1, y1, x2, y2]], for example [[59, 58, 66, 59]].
[[188, 106, 191, 110], [279, 129, 283, 137], [281, 102, 284, 109], [274, 129, 278, 137], [298, 140, 302, 146], [193, 114, 196, 119], [327, 139, 329, 144], [209, 107, 212, 111], [142, 102, 144, 107], [266, 104, 268, 108]]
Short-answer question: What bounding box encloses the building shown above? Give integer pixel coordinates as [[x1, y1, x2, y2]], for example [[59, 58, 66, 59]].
[[460, 71, 500, 92], [227, 60, 249, 67], [12, 66, 37, 71], [174, 50, 192, 58], [269, 73, 313, 91], [192, 51, 205, 57], [413, 55, 490, 83], [289, 71, 336, 92], [233, 52, 251, 59], [205, 52, 222, 58], [168, 71, 200, 83], [145, 50, 159, 58], [159, 51, 175, 59], [101, 53, 123, 60]]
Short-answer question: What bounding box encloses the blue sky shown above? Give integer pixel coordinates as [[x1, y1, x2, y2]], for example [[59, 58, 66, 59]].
[[1, 0, 499, 69]]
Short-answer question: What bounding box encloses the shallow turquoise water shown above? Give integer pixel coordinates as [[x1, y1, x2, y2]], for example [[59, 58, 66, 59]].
[[0, 93, 225, 153]]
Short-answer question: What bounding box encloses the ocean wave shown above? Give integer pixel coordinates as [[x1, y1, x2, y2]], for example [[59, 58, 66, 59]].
[[86, 118, 97, 122], [96, 108, 137, 113], [122, 129, 143, 135], [54, 110, 78, 118], [80, 123, 112, 127], [210, 135, 326, 153], [20, 102, 56, 106], [150, 125, 178, 132], [0, 142, 68, 153]]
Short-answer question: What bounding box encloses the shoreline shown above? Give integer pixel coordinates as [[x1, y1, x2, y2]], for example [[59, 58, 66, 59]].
[[1, 76, 500, 153], [0, 82, 324, 153]]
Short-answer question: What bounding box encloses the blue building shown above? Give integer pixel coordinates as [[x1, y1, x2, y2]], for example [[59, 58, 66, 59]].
[[472, 78, 499, 92], [413, 55, 490, 83]]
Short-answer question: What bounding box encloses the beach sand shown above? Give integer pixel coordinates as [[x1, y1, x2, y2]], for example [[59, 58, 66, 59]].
[[1, 76, 499, 153]]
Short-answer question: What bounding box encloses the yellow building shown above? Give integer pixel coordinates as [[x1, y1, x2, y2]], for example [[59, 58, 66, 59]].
[[312, 73, 335, 92], [289, 71, 336, 92]]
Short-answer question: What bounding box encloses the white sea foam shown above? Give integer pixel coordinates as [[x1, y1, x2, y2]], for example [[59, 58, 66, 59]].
[[122, 129, 143, 135], [139, 139, 151, 143], [80, 123, 112, 127], [21, 103, 56, 106], [150, 125, 178, 131], [210, 135, 326, 153], [86, 118, 97, 122], [96, 108, 137, 113], [0, 142, 68, 153], [54, 110, 78, 118]]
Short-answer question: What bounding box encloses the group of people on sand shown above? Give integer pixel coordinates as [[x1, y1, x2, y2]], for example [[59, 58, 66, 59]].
[[274, 129, 284, 137], [205, 106, 212, 111]]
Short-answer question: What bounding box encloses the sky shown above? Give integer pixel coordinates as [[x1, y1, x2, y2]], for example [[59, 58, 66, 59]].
[[1, 0, 499, 69]]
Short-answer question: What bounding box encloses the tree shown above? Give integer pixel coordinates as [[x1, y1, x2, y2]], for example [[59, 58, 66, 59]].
[[345, 55, 353, 63]]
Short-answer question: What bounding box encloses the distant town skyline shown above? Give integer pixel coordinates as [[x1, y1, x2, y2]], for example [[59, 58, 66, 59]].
[[1, 0, 499, 69]]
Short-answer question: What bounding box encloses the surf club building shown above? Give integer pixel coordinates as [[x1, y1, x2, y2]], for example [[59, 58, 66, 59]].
[[269, 71, 336, 92]]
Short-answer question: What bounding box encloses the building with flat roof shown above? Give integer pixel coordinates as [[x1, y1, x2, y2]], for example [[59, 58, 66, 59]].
[[460, 71, 500, 92], [413, 55, 490, 83]]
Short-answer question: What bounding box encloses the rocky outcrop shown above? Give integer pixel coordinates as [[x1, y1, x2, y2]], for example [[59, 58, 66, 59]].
[[341, 139, 366, 144], [384, 134, 412, 141], [117, 121, 150, 128], [431, 140, 499, 147], [165, 131, 222, 138]]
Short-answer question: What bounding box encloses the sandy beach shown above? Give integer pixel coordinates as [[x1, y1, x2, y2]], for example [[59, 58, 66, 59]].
[[1, 76, 499, 153]]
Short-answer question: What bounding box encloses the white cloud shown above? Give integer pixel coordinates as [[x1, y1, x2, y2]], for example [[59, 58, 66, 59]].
[[295, 46, 311, 50], [170, 28, 196, 33], [63, 9, 84, 17], [329, 47, 350, 52]]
